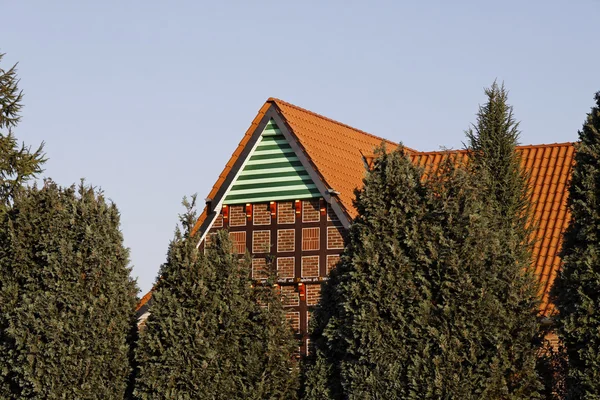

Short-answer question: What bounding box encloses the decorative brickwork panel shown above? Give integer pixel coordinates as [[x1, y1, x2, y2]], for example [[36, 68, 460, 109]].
[[306, 284, 321, 306], [253, 203, 271, 226], [252, 231, 271, 254], [277, 257, 295, 279], [302, 199, 320, 222], [229, 231, 246, 254], [327, 225, 345, 249], [275, 201, 294, 225], [326, 254, 340, 275], [281, 285, 299, 306], [229, 205, 246, 227], [302, 227, 320, 251], [213, 213, 223, 228], [277, 229, 295, 253], [327, 204, 339, 222], [286, 311, 300, 333], [302, 255, 319, 278], [252, 258, 268, 279]]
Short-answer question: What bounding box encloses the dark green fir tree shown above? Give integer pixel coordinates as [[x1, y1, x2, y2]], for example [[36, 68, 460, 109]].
[[0, 182, 139, 399], [464, 81, 542, 397], [134, 197, 298, 400], [551, 91, 600, 399], [0, 53, 46, 213], [302, 145, 435, 399]]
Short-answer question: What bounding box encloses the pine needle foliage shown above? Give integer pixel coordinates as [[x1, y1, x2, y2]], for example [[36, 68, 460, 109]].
[[465, 81, 542, 398], [303, 83, 543, 398], [0, 53, 46, 213], [134, 197, 298, 399], [0, 181, 139, 399], [552, 91, 600, 399]]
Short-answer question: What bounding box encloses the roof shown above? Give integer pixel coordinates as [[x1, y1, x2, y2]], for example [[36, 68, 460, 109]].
[[412, 143, 574, 314], [139, 98, 574, 316]]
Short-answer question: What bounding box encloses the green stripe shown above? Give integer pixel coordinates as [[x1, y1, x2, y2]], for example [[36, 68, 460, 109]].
[[244, 161, 303, 171], [225, 188, 320, 202], [249, 152, 298, 162], [258, 135, 286, 143], [254, 143, 292, 152], [236, 170, 309, 181], [231, 178, 314, 191]]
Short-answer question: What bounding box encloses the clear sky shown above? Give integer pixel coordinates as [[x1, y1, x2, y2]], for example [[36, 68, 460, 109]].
[[2, 0, 598, 295]]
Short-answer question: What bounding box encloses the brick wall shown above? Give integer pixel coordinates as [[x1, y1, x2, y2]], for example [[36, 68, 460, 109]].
[[229, 231, 246, 254], [277, 257, 294, 279], [306, 284, 321, 306], [253, 203, 271, 226], [327, 225, 345, 249], [302, 256, 319, 278], [327, 254, 340, 275], [302, 227, 320, 251], [302, 199, 320, 222], [213, 214, 224, 228], [327, 204, 339, 222], [281, 285, 299, 306], [252, 230, 271, 254], [278, 202, 295, 224], [230, 205, 246, 227], [207, 199, 347, 356], [277, 229, 295, 252], [252, 258, 268, 279]]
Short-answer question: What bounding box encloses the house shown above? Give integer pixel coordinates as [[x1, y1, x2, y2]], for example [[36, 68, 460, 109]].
[[137, 98, 574, 354]]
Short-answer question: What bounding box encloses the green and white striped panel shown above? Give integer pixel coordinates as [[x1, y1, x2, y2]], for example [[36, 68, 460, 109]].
[[223, 119, 320, 205]]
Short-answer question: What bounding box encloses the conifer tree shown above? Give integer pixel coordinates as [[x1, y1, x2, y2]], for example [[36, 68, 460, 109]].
[[0, 53, 46, 213], [302, 145, 435, 399], [464, 81, 542, 396], [0, 181, 139, 399], [552, 91, 600, 398], [134, 198, 298, 399]]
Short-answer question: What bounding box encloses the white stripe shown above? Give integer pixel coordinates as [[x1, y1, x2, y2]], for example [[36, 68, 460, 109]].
[[223, 192, 318, 205], [246, 156, 298, 165], [256, 138, 288, 146], [252, 148, 295, 156], [229, 183, 317, 195], [239, 166, 307, 176], [233, 175, 308, 185]]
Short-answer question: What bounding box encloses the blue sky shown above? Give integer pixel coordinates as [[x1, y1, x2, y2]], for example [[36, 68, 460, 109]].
[[2, 1, 598, 295]]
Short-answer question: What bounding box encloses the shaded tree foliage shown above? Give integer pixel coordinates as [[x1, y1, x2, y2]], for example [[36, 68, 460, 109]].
[[134, 198, 298, 399], [0, 182, 139, 399], [552, 91, 600, 399]]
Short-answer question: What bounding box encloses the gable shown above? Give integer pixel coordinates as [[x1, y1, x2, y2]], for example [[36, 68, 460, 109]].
[[223, 119, 320, 205]]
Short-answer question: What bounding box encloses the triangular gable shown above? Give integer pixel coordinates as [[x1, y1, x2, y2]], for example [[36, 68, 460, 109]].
[[223, 119, 320, 205]]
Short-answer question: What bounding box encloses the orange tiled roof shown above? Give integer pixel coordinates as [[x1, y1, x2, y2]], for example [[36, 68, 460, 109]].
[[411, 144, 574, 315], [140, 99, 574, 316]]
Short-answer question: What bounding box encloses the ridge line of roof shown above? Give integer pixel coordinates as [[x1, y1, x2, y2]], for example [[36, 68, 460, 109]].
[[415, 142, 575, 156], [267, 97, 418, 153]]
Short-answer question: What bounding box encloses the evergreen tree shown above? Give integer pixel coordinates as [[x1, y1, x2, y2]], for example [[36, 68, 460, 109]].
[[0, 181, 139, 399], [134, 198, 298, 399], [0, 53, 46, 212], [463, 82, 542, 397], [302, 145, 435, 399], [552, 91, 600, 399], [303, 83, 543, 397]]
